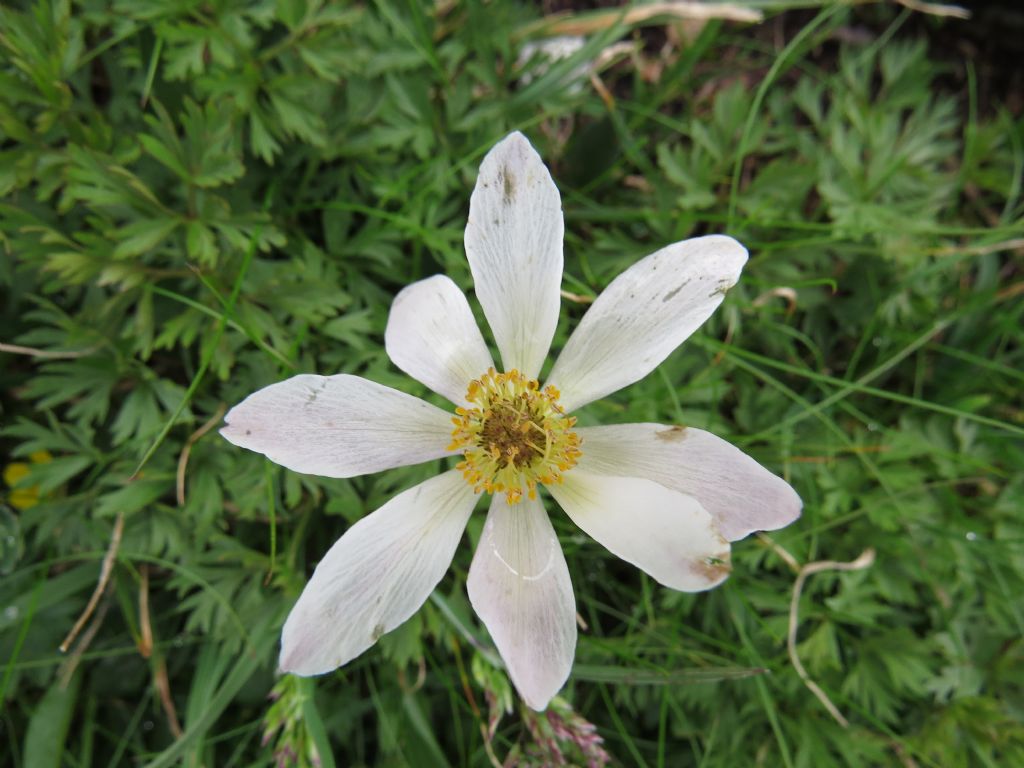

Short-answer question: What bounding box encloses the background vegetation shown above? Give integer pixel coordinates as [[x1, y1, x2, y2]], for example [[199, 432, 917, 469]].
[[2, 1, 1022, 766]]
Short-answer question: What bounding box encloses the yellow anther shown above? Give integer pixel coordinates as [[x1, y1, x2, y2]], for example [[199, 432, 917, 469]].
[[448, 369, 582, 504]]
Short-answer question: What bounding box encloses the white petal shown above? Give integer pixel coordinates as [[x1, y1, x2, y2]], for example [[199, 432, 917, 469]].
[[576, 424, 801, 542], [547, 235, 748, 411], [279, 470, 477, 675], [385, 275, 494, 406], [465, 132, 564, 379], [548, 470, 731, 592], [577, 423, 798, 544], [468, 495, 576, 711], [221, 374, 454, 478]]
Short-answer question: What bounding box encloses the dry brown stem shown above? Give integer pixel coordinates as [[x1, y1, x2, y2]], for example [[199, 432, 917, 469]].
[[60, 512, 124, 653], [758, 534, 877, 727], [788, 548, 877, 727], [155, 656, 184, 738], [895, 0, 970, 19], [559, 289, 595, 304], [933, 238, 1024, 257], [59, 595, 112, 687], [528, 2, 762, 38], [752, 286, 799, 315], [138, 563, 153, 658], [176, 403, 227, 506], [0, 342, 100, 359]]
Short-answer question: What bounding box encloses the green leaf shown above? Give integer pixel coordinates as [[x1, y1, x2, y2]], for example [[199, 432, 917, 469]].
[[23, 671, 82, 768], [276, 0, 308, 30], [94, 477, 169, 517], [112, 218, 180, 259], [248, 111, 281, 163], [185, 220, 218, 264], [21, 454, 93, 494], [268, 89, 327, 147], [139, 132, 190, 180]]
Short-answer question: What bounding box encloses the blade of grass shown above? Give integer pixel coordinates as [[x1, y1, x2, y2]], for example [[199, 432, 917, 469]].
[[0, 575, 43, 702], [695, 334, 1024, 439], [726, 590, 795, 768], [572, 663, 766, 685], [142, 626, 276, 768]]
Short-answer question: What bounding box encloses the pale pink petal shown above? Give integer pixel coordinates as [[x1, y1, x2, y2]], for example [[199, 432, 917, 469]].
[[385, 275, 494, 406], [279, 470, 478, 674], [465, 132, 563, 379], [575, 423, 802, 541], [547, 235, 747, 411], [468, 495, 576, 710], [547, 470, 731, 592], [221, 374, 454, 478]]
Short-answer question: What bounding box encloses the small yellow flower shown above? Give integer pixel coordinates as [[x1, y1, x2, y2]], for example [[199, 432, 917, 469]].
[[3, 450, 53, 510]]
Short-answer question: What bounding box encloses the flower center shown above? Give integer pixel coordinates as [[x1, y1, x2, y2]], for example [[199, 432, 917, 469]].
[[448, 368, 582, 504]]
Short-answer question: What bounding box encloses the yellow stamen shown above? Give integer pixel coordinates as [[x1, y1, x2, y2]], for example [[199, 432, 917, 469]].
[[449, 368, 582, 504]]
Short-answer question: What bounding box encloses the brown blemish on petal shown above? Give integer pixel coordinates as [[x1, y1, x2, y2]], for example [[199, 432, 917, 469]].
[[655, 425, 688, 442], [304, 379, 329, 406], [662, 278, 691, 302], [502, 166, 516, 204], [709, 280, 736, 298], [693, 555, 732, 583], [371, 623, 385, 642]]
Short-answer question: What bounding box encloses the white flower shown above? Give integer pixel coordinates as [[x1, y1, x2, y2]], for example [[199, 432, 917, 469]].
[[221, 132, 801, 711]]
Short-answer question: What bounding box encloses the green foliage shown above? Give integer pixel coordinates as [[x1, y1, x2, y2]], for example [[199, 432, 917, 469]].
[[2, 1, 1022, 766]]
